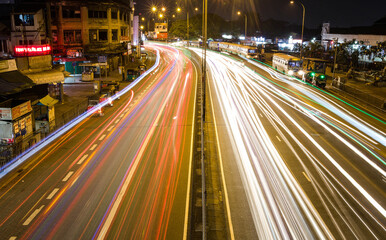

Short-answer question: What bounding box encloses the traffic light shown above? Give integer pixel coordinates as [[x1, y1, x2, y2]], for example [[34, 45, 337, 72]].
[[319, 75, 325, 79], [310, 72, 315, 77]]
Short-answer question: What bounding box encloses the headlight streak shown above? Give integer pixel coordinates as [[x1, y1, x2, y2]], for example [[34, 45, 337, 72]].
[[0, 49, 161, 179], [247, 57, 386, 126], [193, 49, 385, 238], [200, 50, 330, 239], [249, 60, 386, 146]]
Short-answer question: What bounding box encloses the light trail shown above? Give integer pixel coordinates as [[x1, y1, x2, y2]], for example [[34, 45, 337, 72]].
[[0, 49, 161, 179], [193, 48, 386, 239]]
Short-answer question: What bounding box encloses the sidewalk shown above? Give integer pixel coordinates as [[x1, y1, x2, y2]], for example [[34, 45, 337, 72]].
[[325, 67, 386, 110]]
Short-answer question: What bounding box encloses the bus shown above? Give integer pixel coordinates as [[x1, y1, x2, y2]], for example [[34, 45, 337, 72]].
[[209, 41, 258, 58], [272, 53, 303, 76]]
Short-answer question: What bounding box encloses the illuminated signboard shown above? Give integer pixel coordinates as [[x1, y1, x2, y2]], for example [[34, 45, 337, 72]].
[[14, 44, 51, 57]]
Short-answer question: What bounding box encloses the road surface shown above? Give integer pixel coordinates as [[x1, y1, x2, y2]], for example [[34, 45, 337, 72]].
[[0, 44, 198, 239]]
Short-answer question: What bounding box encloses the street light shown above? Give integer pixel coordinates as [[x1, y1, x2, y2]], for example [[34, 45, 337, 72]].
[[290, 0, 305, 58], [177, 7, 181, 13], [195, 7, 198, 11], [161, 7, 166, 12], [237, 11, 247, 39], [152, 6, 157, 12]]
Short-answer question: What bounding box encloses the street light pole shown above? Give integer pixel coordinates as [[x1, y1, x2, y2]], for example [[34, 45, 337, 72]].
[[300, 2, 305, 59], [290, 1, 305, 58], [237, 11, 247, 39]]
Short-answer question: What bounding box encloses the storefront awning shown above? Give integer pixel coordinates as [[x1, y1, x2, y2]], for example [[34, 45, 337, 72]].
[[26, 70, 64, 85], [38, 95, 58, 107], [0, 70, 35, 95]]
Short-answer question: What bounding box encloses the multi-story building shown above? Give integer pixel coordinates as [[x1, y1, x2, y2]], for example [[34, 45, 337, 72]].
[[49, 0, 134, 71]]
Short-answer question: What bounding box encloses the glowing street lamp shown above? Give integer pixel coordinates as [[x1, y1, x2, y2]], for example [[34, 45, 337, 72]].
[[159, 13, 163, 18], [290, 0, 305, 58], [161, 7, 166, 12], [237, 11, 247, 39], [195, 7, 198, 11], [152, 6, 157, 12], [177, 7, 181, 13]]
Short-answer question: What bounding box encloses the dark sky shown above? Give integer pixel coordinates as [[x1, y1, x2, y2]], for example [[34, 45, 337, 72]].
[[136, 0, 385, 29]]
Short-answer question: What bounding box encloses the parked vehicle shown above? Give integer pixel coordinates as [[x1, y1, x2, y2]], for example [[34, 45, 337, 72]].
[[126, 68, 140, 81], [87, 94, 104, 116], [272, 53, 303, 76], [302, 58, 328, 88]]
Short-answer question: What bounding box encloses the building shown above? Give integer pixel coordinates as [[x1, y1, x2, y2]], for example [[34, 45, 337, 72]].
[[48, 0, 134, 72], [321, 22, 386, 49]]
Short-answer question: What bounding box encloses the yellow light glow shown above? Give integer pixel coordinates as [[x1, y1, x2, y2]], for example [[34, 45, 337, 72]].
[[152, 6, 156, 12], [237, 11, 241, 15], [177, 7, 181, 12], [195, 7, 198, 11], [159, 13, 163, 18], [161, 7, 166, 12]]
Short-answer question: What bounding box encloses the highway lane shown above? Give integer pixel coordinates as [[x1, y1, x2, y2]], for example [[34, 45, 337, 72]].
[[192, 48, 385, 239], [0, 44, 198, 239]]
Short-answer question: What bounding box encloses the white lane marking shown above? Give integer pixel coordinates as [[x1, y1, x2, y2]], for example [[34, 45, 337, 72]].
[[260, 113, 263, 117], [173, 116, 177, 120], [99, 134, 106, 141], [77, 154, 88, 165], [90, 144, 98, 151], [120, 113, 124, 118], [9, 237, 17, 240], [303, 172, 311, 182], [183, 70, 198, 240], [114, 119, 120, 124], [46, 188, 60, 200], [62, 171, 74, 182], [206, 66, 235, 240], [23, 205, 44, 226], [276, 136, 281, 142], [107, 126, 114, 132]]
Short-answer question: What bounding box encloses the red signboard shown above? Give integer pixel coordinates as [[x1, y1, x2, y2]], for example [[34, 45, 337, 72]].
[[14, 44, 51, 57], [156, 32, 168, 40]]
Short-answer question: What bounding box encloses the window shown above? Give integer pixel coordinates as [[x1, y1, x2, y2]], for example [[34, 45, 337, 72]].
[[52, 30, 58, 43], [14, 14, 34, 26], [88, 10, 107, 19], [112, 29, 118, 41], [89, 29, 97, 42], [99, 30, 108, 41], [63, 7, 80, 18], [121, 28, 125, 36], [111, 11, 117, 19], [64, 30, 82, 44]]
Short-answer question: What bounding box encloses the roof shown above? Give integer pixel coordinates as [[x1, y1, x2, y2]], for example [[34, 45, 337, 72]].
[[0, 70, 35, 96], [38, 95, 58, 107]]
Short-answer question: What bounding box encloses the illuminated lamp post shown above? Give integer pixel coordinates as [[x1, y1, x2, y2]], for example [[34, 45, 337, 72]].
[[237, 11, 247, 40], [290, 0, 305, 58]]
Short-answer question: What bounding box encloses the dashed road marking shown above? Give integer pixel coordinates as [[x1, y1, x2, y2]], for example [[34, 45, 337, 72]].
[[114, 119, 120, 124], [260, 114, 263, 117], [77, 154, 88, 165], [107, 126, 114, 132], [23, 205, 44, 226], [276, 136, 281, 142], [62, 171, 74, 182], [9, 237, 17, 240], [120, 114, 124, 118], [46, 188, 60, 200], [99, 134, 106, 141], [90, 144, 98, 151], [302, 172, 311, 182]]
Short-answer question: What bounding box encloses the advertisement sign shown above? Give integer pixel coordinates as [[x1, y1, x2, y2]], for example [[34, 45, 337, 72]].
[[14, 44, 52, 57], [11, 101, 32, 120], [0, 108, 12, 120], [156, 32, 168, 39]]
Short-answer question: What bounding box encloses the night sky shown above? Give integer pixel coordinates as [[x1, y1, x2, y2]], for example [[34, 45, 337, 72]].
[[136, 0, 385, 29]]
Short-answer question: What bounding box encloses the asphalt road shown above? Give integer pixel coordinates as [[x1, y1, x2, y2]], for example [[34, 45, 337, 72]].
[[191, 49, 386, 239], [0, 44, 198, 239]]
